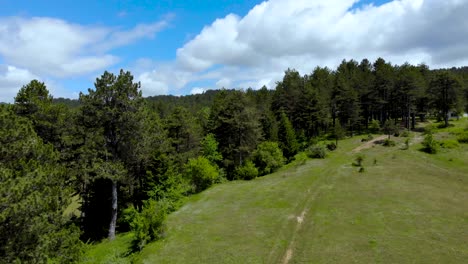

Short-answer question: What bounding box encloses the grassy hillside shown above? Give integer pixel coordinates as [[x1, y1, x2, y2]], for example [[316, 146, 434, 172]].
[[84, 119, 468, 264]]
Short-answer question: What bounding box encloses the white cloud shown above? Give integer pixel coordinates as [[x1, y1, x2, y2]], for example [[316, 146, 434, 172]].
[[0, 65, 39, 102], [166, 0, 468, 92], [0, 16, 169, 78], [137, 63, 194, 96], [190, 87, 209, 95], [215, 78, 232, 89]]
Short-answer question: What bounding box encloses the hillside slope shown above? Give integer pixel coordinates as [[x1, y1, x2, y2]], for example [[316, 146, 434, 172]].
[[133, 132, 468, 263]]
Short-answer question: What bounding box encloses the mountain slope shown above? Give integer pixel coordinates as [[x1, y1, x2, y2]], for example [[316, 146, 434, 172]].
[[134, 132, 468, 263]]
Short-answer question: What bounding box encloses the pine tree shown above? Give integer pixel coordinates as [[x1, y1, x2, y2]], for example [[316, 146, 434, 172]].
[[78, 70, 144, 240], [278, 112, 299, 160], [0, 106, 82, 263]]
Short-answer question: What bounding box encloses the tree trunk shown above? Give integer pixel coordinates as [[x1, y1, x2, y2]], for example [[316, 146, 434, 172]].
[[108, 180, 118, 240]]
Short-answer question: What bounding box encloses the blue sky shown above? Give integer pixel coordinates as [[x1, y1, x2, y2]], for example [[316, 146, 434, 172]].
[[1, 0, 468, 102]]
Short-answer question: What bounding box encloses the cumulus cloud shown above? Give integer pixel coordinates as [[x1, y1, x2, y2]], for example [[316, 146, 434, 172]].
[[0, 65, 39, 102], [168, 0, 468, 92], [137, 63, 194, 96], [190, 87, 208, 95], [0, 16, 169, 78]]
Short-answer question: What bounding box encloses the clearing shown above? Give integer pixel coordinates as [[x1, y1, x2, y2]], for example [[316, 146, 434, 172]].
[[84, 119, 468, 264]]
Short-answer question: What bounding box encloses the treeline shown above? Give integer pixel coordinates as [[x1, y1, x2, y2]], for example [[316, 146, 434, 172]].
[[2, 58, 468, 262]]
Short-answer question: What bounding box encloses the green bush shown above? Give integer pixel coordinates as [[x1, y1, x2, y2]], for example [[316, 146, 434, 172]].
[[123, 199, 167, 251], [306, 145, 326, 159], [369, 119, 380, 133], [383, 139, 396, 147], [422, 133, 439, 154], [326, 142, 337, 151], [291, 152, 308, 166], [234, 160, 259, 180], [353, 154, 365, 167], [361, 134, 374, 142], [423, 124, 435, 135], [184, 156, 219, 193], [401, 130, 410, 137], [402, 138, 410, 150], [440, 139, 460, 149], [252, 141, 285, 176], [457, 132, 468, 143]]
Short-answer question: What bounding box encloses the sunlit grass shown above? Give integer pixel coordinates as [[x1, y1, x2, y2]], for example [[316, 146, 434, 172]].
[[83, 119, 468, 263]]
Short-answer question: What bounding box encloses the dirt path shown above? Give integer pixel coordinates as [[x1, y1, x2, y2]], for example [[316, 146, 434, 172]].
[[352, 135, 387, 153], [281, 209, 308, 264]]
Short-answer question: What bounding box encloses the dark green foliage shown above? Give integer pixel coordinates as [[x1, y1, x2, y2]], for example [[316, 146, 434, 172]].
[[359, 167, 365, 173], [332, 122, 346, 147], [184, 157, 219, 193], [422, 133, 439, 154], [326, 142, 337, 151], [165, 106, 202, 164], [428, 71, 463, 127], [382, 120, 399, 139], [234, 161, 259, 180], [209, 90, 261, 175], [14, 80, 66, 148], [78, 70, 145, 240], [252, 141, 285, 176], [124, 200, 167, 251], [278, 112, 299, 159], [383, 139, 396, 147], [0, 107, 82, 263], [306, 145, 326, 159]]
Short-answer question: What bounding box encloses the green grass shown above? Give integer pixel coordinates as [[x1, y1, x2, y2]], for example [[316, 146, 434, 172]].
[[83, 120, 468, 263], [82, 233, 134, 264]]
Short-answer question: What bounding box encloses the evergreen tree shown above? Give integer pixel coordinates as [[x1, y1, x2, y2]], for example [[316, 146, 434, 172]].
[[428, 71, 463, 127], [209, 90, 261, 177], [14, 80, 66, 149], [0, 106, 82, 263], [78, 70, 144, 240], [278, 112, 299, 160]]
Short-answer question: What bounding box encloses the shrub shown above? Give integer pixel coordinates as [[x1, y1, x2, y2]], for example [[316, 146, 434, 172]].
[[306, 145, 326, 159], [440, 139, 460, 149], [291, 152, 308, 166], [422, 133, 439, 154], [402, 138, 410, 150], [252, 141, 285, 176], [124, 199, 167, 251], [234, 160, 258, 180], [359, 167, 365, 173], [353, 154, 365, 167], [184, 156, 219, 193], [423, 124, 434, 135], [401, 130, 410, 137], [383, 139, 396, 147], [361, 134, 374, 142], [326, 142, 337, 151], [369, 119, 380, 133], [382, 121, 399, 138], [457, 132, 468, 143]]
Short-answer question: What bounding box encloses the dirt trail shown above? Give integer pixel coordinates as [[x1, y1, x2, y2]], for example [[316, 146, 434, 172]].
[[282, 209, 307, 264], [352, 135, 387, 153]]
